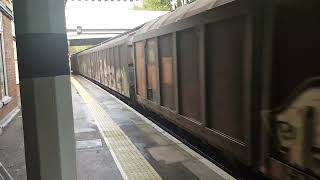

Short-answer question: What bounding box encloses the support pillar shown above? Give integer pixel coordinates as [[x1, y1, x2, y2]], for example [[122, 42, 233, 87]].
[[13, 0, 77, 179]]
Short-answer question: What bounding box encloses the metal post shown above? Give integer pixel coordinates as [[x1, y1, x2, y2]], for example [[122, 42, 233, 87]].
[[13, 0, 77, 179]]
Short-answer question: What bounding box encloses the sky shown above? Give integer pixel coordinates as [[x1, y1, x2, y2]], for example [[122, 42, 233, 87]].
[[65, 0, 168, 30]]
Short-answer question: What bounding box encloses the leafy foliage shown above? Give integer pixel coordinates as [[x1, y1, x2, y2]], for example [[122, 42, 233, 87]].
[[134, 0, 171, 11], [69, 45, 92, 54], [177, 0, 182, 7]]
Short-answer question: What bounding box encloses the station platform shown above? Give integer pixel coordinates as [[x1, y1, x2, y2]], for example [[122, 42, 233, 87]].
[[0, 75, 235, 180], [72, 75, 234, 180]]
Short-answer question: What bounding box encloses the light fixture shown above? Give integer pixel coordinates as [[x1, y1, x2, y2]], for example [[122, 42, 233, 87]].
[[76, 26, 82, 34]]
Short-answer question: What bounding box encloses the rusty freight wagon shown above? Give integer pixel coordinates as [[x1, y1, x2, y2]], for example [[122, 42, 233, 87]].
[[71, 0, 320, 179]]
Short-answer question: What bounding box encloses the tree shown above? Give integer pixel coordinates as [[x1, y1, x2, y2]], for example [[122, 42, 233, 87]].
[[134, 0, 171, 11], [69, 45, 92, 55], [172, 0, 195, 10]]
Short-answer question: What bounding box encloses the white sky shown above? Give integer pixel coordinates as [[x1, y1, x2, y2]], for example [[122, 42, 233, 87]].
[[65, 1, 168, 30]]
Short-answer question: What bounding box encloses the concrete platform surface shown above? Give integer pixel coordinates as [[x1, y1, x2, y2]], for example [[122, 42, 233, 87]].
[[0, 85, 124, 180], [0, 75, 235, 180], [0, 112, 26, 180], [72, 75, 235, 180]]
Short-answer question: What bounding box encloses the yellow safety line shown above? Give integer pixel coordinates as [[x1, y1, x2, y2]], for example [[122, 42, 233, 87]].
[[71, 77, 162, 180]]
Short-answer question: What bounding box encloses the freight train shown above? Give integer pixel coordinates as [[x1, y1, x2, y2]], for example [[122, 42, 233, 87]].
[[71, 0, 320, 179]]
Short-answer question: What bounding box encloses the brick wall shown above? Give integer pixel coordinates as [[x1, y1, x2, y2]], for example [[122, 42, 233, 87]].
[[0, 12, 18, 120]]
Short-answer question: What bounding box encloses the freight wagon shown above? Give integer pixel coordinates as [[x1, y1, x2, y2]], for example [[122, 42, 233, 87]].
[[71, 0, 320, 179]]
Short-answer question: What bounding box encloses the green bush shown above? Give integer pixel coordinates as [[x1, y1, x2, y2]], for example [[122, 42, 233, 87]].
[[69, 45, 92, 54], [134, 0, 171, 11]]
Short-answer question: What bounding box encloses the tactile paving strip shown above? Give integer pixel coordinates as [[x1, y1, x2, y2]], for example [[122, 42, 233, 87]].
[[0, 162, 13, 180], [72, 77, 162, 180]]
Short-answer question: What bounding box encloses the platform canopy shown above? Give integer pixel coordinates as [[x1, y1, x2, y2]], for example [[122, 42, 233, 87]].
[[65, 0, 168, 45]]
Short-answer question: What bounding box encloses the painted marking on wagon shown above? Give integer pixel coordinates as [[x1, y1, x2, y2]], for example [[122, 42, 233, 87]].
[[71, 77, 162, 180]]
